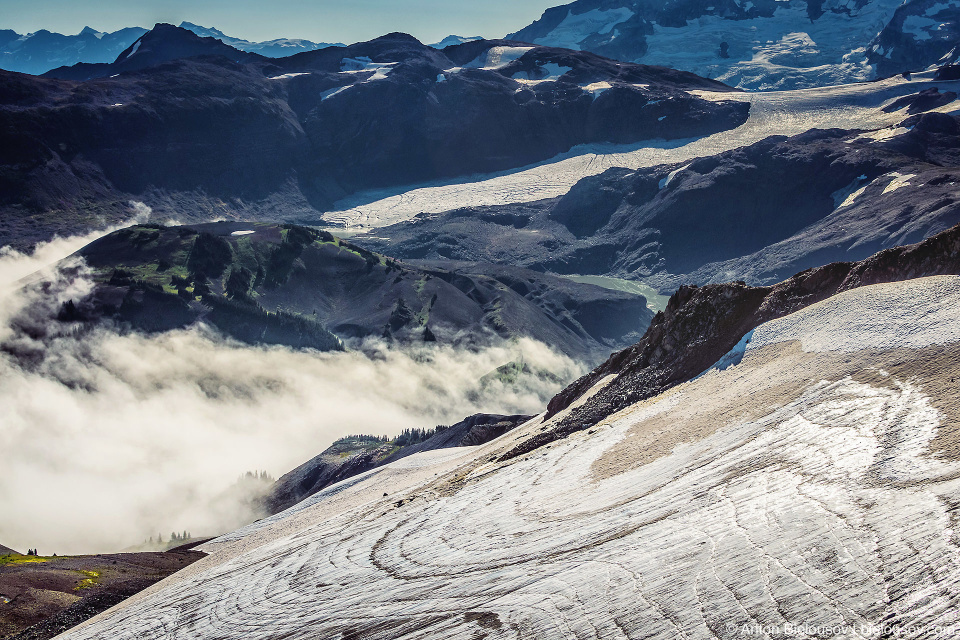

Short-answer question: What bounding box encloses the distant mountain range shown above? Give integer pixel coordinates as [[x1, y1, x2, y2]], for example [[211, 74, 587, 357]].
[[0, 25, 148, 76], [0, 21, 487, 77], [509, 0, 960, 90], [0, 21, 340, 75], [0, 24, 748, 248], [176, 22, 341, 57], [5, 1, 959, 86]]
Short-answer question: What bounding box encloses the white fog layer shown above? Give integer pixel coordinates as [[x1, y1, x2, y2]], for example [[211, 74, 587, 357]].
[[0, 232, 581, 555]]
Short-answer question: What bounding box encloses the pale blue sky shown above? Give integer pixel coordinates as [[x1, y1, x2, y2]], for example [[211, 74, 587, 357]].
[[1, 0, 555, 44]]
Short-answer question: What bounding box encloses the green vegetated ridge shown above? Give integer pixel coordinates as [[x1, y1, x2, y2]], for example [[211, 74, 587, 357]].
[[75, 222, 396, 351], [67, 220, 655, 363], [328, 426, 449, 461]]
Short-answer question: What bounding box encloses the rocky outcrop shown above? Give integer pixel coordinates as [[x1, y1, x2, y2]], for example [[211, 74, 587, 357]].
[[500, 220, 960, 460]]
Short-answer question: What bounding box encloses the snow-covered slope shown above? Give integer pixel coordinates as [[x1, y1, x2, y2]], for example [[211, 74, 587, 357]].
[[60, 273, 960, 638], [508, 0, 958, 90]]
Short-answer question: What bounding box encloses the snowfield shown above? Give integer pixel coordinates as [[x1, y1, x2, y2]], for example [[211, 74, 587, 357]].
[[521, 0, 907, 90], [61, 275, 960, 639], [323, 73, 960, 231], [532, 7, 637, 51], [640, 0, 905, 90], [463, 46, 534, 70]]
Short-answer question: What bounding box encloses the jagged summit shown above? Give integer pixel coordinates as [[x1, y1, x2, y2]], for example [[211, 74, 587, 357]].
[[42, 23, 267, 81]]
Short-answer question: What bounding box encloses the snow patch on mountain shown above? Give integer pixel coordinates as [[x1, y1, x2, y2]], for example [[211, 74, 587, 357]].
[[748, 276, 960, 353], [429, 35, 483, 49], [320, 85, 352, 101], [831, 174, 870, 208], [851, 124, 913, 142], [512, 62, 573, 82], [582, 80, 613, 97], [268, 72, 310, 80], [904, 15, 942, 41], [658, 163, 689, 189], [881, 171, 917, 194], [125, 39, 142, 59], [531, 7, 636, 50], [463, 45, 534, 70], [340, 57, 396, 81]]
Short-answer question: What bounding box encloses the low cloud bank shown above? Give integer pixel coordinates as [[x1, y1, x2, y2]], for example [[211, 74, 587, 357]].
[[0, 228, 580, 555]]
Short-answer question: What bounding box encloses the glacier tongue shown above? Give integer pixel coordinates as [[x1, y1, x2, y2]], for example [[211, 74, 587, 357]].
[[324, 74, 960, 231], [62, 276, 960, 638]]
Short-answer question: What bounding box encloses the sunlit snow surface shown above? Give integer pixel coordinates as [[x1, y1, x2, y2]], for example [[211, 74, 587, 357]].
[[323, 74, 960, 231], [528, 0, 905, 90], [63, 276, 960, 638]]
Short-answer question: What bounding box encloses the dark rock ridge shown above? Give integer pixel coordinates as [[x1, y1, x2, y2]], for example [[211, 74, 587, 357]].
[[507, 0, 960, 89], [500, 220, 960, 461], [0, 24, 748, 249], [34, 222, 652, 363], [266, 414, 532, 514], [359, 108, 960, 290]]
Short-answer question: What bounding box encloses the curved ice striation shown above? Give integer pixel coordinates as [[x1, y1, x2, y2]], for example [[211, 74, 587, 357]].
[[324, 74, 960, 231], [61, 276, 960, 638], [750, 276, 960, 354]]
